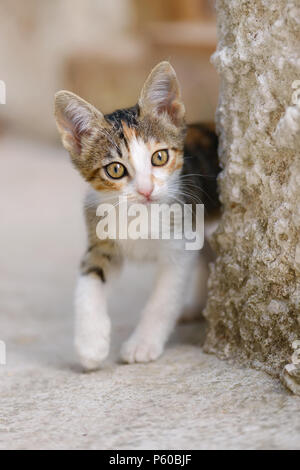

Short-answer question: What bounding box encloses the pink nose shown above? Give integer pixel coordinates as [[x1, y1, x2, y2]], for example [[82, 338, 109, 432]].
[[138, 187, 153, 200]]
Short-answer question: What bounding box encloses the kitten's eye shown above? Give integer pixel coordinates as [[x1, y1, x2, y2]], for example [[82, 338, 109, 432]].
[[105, 162, 127, 179], [151, 149, 169, 167]]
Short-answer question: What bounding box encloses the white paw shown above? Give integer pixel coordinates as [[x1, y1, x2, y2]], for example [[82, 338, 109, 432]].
[[120, 334, 164, 364], [76, 337, 109, 371], [75, 317, 110, 371]]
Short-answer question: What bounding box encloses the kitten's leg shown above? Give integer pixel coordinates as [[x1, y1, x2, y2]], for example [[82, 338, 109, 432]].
[[75, 273, 109, 370], [75, 244, 121, 371], [180, 214, 220, 322], [179, 252, 209, 323], [121, 254, 196, 364]]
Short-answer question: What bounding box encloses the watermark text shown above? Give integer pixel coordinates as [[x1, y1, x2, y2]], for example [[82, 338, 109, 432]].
[[0, 340, 6, 365], [96, 198, 204, 250], [0, 80, 6, 104]]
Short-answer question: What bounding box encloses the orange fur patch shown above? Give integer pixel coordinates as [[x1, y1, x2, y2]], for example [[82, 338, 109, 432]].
[[122, 121, 137, 141], [166, 149, 183, 174], [92, 177, 123, 192]]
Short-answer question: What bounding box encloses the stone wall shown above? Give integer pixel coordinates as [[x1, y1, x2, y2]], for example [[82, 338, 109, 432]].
[[204, 0, 300, 394]]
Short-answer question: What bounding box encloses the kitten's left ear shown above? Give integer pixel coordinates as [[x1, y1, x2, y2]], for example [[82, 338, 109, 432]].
[[54, 90, 104, 157], [139, 61, 185, 126]]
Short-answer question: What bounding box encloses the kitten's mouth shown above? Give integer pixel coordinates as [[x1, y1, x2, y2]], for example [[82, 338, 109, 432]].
[[131, 194, 161, 204], [143, 196, 158, 204], [136, 195, 154, 204]]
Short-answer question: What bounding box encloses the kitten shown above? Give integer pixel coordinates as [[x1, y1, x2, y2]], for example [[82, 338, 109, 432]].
[[55, 61, 220, 370]]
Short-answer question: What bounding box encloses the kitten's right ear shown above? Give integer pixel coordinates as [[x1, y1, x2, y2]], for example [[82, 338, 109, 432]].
[[139, 61, 185, 126], [54, 91, 104, 156]]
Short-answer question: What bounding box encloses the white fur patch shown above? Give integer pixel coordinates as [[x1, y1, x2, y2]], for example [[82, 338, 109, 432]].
[[128, 135, 153, 195], [74, 274, 110, 370], [126, 134, 173, 203]]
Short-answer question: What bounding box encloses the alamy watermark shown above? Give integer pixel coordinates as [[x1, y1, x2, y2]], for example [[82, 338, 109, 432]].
[[0, 341, 6, 365], [291, 339, 300, 367], [0, 80, 6, 104], [0, 84, 7, 362], [289, 312, 300, 370], [292, 80, 300, 106], [96, 198, 204, 250]]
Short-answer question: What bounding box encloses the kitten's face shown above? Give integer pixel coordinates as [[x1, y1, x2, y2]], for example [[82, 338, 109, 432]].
[[55, 61, 186, 204]]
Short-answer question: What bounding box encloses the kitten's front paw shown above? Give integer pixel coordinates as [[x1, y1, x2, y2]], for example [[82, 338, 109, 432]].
[[75, 317, 110, 371], [120, 334, 164, 364], [76, 339, 109, 371]]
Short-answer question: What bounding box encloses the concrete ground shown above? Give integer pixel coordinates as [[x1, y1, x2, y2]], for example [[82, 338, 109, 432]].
[[0, 134, 299, 450]]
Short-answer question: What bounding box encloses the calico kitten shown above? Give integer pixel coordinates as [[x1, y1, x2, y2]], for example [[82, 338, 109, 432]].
[[55, 61, 220, 370]]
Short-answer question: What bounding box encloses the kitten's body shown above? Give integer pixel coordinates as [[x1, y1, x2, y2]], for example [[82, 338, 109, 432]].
[[55, 62, 220, 369]]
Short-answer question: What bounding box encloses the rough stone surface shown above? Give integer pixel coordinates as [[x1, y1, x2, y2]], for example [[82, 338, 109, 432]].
[[0, 135, 300, 449], [204, 0, 300, 394]]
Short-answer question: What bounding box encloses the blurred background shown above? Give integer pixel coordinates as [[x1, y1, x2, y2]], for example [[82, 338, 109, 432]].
[[0, 0, 218, 141]]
